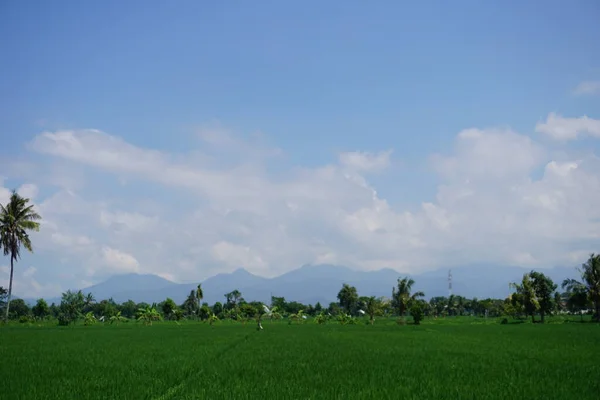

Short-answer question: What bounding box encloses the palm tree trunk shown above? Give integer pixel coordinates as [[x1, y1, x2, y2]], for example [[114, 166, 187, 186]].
[[4, 256, 14, 322]]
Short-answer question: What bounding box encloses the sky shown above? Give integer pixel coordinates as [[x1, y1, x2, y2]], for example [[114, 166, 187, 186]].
[[1, 1, 600, 299]]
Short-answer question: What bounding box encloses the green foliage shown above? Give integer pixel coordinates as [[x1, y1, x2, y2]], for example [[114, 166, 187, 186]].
[[109, 311, 128, 325], [392, 277, 425, 317], [410, 303, 424, 325], [60, 290, 85, 323], [137, 306, 162, 326], [0, 190, 41, 322], [83, 311, 96, 326], [32, 298, 49, 319], [336, 283, 358, 315]]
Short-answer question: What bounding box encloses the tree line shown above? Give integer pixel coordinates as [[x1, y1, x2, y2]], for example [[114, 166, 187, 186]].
[[1, 189, 599, 325]]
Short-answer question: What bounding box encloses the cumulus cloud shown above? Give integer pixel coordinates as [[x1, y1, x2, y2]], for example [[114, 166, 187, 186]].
[[0, 118, 599, 296], [573, 80, 600, 96], [100, 246, 140, 274], [535, 113, 600, 141]]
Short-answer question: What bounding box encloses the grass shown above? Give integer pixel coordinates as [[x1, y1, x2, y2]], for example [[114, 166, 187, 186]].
[[1, 318, 599, 399]]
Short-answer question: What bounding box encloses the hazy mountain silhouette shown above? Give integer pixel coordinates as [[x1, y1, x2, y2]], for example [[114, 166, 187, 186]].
[[28, 263, 579, 306]]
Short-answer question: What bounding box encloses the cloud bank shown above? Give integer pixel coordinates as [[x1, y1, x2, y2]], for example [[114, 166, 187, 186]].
[[2, 113, 600, 297]]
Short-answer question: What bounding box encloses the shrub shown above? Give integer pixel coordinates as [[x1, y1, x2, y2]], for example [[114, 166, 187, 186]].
[[57, 313, 73, 326], [410, 304, 424, 325]]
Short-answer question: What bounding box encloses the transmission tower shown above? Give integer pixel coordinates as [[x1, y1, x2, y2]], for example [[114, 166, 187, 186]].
[[448, 269, 453, 297]]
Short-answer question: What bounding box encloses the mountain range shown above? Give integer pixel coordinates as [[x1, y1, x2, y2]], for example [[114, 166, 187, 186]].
[[28, 263, 579, 306]]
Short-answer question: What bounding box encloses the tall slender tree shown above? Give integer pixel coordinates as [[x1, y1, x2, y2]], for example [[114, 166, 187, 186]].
[[0, 190, 41, 322]]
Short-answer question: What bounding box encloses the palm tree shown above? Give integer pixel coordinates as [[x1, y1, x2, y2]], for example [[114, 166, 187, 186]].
[[392, 277, 425, 318], [0, 190, 41, 322], [563, 253, 600, 322], [196, 284, 204, 316]]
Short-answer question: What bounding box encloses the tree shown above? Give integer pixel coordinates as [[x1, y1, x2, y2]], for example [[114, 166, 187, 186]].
[[563, 253, 600, 322], [364, 296, 383, 325], [8, 298, 30, 319], [182, 290, 199, 316], [392, 277, 425, 318], [410, 303, 424, 325], [120, 300, 138, 319], [0, 286, 7, 314], [196, 284, 204, 316], [212, 301, 223, 317], [32, 298, 49, 319], [137, 306, 162, 326], [511, 273, 540, 323], [529, 271, 557, 323], [59, 290, 85, 324], [109, 311, 127, 325], [160, 298, 178, 320], [337, 283, 358, 315], [553, 292, 563, 314], [0, 190, 41, 322], [224, 290, 243, 309]]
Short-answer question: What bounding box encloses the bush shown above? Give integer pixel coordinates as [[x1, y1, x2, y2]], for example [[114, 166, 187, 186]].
[[57, 313, 73, 326], [410, 304, 424, 325], [500, 318, 509, 325]]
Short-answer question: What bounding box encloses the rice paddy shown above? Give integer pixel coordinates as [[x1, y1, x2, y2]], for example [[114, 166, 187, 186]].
[[1, 318, 598, 399]]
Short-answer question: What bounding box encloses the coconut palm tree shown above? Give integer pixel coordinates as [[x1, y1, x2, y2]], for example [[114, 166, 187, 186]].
[[563, 253, 600, 322], [0, 190, 41, 322], [392, 277, 425, 318]]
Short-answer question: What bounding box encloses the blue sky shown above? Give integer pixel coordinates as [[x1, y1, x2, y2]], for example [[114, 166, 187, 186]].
[[1, 1, 599, 298]]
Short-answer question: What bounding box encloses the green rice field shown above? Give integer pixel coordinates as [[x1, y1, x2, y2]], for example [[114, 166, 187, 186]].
[[1, 319, 599, 399]]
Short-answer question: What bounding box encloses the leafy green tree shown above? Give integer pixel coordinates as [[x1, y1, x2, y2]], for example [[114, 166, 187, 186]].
[[0, 286, 7, 314], [410, 303, 424, 325], [563, 253, 600, 322], [553, 292, 563, 314], [198, 305, 211, 320], [83, 311, 96, 326], [511, 273, 540, 323], [212, 301, 223, 317], [160, 298, 178, 320], [59, 290, 85, 324], [392, 277, 424, 317], [182, 290, 198, 316], [32, 298, 49, 319], [364, 296, 383, 325], [120, 300, 138, 319], [224, 290, 243, 309], [137, 306, 162, 325], [8, 298, 30, 319], [529, 271, 557, 323], [337, 283, 358, 315], [109, 311, 127, 325], [271, 296, 286, 312], [0, 190, 41, 322], [314, 302, 322, 314]]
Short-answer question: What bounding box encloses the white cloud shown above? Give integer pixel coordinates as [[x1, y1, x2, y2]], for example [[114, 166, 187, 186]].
[[573, 80, 600, 96], [0, 119, 598, 296], [338, 150, 393, 173], [535, 113, 600, 141], [101, 246, 140, 274]]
